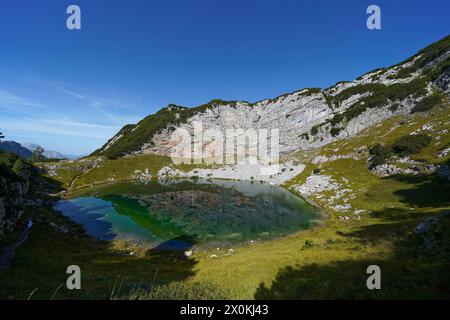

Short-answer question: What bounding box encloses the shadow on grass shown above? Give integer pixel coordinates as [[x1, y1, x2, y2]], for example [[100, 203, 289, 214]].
[[255, 172, 450, 299], [255, 212, 450, 299], [254, 254, 450, 299], [0, 216, 200, 299], [388, 174, 450, 208]]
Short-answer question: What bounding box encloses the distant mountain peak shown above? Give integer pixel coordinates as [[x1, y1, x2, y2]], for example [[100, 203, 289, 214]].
[[0, 141, 33, 158], [21, 143, 81, 160]]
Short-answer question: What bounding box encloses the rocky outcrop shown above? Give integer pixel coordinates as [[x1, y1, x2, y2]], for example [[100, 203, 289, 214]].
[[0, 174, 30, 238], [437, 164, 450, 182], [414, 211, 450, 250], [0, 141, 32, 158], [0, 151, 54, 240], [370, 164, 415, 177]]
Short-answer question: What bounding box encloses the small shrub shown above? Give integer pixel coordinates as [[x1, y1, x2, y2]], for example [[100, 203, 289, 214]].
[[389, 103, 399, 112], [313, 168, 321, 174], [330, 113, 344, 125], [330, 127, 342, 137], [392, 134, 432, 155], [369, 144, 394, 168], [311, 126, 319, 136], [302, 240, 314, 249]]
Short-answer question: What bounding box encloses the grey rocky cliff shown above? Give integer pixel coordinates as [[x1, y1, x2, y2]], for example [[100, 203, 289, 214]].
[[0, 156, 55, 239], [140, 90, 334, 156]]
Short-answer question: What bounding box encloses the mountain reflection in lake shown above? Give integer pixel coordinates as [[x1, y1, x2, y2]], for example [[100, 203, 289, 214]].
[[56, 179, 322, 249]]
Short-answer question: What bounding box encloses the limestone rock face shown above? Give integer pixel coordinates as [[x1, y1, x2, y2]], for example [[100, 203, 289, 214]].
[[138, 80, 434, 158], [141, 91, 334, 157]]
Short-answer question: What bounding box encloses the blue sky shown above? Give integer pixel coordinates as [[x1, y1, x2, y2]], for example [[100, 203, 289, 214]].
[[0, 0, 449, 155]]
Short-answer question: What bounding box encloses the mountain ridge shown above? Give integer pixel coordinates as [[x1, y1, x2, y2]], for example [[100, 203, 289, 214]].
[[0, 141, 33, 158], [92, 35, 449, 159], [0, 141, 80, 160]]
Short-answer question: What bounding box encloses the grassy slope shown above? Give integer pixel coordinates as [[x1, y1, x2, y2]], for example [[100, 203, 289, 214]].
[[45, 154, 224, 192], [1, 103, 449, 299]]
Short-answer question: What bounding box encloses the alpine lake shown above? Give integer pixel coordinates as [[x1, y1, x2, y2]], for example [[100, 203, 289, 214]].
[[57, 178, 323, 251]]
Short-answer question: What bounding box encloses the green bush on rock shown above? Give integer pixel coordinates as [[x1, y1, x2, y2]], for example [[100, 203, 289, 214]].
[[369, 144, 394, 169]]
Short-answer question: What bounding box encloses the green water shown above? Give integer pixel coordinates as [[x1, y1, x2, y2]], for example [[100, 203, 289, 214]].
[[56, 179, 322, 249]]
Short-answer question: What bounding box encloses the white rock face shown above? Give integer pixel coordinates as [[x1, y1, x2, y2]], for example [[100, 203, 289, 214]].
[[142, 91, 334, 157], [157, 161, 304, 186], [138, 83, 437, 159]]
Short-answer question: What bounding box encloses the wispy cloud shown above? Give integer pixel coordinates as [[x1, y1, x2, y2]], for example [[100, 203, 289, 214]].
[[41, 118, 119, 130], [2, 117, 119, 139], [48, 81, 141, 124], [0, 79, 144, 154], [0, 89, 44, 109]]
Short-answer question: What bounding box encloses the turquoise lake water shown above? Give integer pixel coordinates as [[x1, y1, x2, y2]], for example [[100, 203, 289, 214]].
[[56, 179, 322, 249]]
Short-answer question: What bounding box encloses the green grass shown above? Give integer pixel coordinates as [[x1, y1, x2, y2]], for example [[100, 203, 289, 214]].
[[71, 154, 172, 190], [43, 153, 232, 192]]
